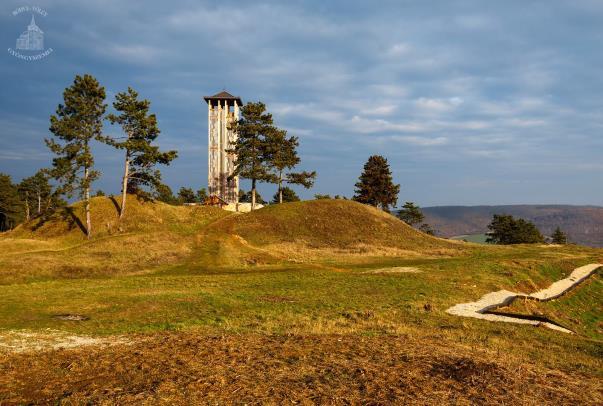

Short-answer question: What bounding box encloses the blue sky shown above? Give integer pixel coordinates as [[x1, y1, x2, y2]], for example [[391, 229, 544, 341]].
[[1, 0, 602, 206]]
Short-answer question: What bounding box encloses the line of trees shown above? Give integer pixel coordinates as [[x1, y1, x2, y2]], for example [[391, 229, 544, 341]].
[[13, 74, 177, 238], [348, 155, 571, 243], [0, 174, 26, 231], [5, 78, 317, 235], [4, 75, 572, 246], [0, 171, 64, 232]]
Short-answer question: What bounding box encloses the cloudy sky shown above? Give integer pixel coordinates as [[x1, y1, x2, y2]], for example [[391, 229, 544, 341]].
[[1, 0, 602, 206]]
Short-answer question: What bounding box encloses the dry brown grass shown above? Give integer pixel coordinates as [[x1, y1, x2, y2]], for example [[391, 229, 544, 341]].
[[0, 332, 601, 405], [210, 199, 460, 250], [192, 199, 469, 266], [8, 195, 228, 240], [0, 196, 230, 283], [0, 197, 601, 404]]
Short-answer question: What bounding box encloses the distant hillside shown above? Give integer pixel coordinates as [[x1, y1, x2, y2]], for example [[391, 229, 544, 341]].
[[422, 205, 603, 247]]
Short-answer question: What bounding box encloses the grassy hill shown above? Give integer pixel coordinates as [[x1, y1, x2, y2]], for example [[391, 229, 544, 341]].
[[0, 196, 459, 282], [8, 195, 228, 241], [423, 205, 603, 247], [222, 200, 454, 249], [196, 200, 464, 266], [0, 197, 602, 403], [0, 196, 229, 283]]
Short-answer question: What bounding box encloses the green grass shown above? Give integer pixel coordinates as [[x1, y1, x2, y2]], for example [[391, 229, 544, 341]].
[[0, 197, 601, 375], [0, 249, 596, 334], [499, 273, 602, 339], [451, 233, 489, 244]]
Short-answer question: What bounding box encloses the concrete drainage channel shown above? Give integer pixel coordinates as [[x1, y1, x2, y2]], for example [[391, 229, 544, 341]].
[[446, 263, 602, 334]]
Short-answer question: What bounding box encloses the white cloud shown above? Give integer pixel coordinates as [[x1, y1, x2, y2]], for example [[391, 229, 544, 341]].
[[348, 115, 428, 134], [390, 135, 448, 146], [104, 44, 163, 64], [364, 104, 398, 116], [415, 97, 464, 112], [386, 43, 411, 57]]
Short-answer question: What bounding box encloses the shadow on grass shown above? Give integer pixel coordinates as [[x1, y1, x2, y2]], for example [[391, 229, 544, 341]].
[[63, 207, 87, 235], [29, 203, 68, 232], [109, 196, 122, 217]]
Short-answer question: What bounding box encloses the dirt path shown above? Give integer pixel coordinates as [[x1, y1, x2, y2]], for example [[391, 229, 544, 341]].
[[446, 263, 602, 333]]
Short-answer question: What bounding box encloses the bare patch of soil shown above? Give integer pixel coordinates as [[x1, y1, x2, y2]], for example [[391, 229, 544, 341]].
[[0, 330, 128, 354], [53, 314, 89, 321], [363, 266, 421, 274]]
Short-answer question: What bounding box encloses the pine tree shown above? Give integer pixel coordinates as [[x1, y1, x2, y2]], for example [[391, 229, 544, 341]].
[[266, 130, 316, 203], [486, 214, 544, 244], [177, 187, 196, 204], [227, 102, 277, 210], [17, 179, 31, 222], [46, 74, 106, 238], [0, 173, 23, 231], [418, 223, 435, 236], [105, 87, 177, 218], [19, 170, 53, 219], [314, 194, 331, 200], [238, 189, 266, 204], [397, 201, 425, 226], [154, 183, 177, 204], [353, 155, 400, 212], [551, 227, 568, 244], [272, 186, 300, 203], [196, 188, 208, 204]]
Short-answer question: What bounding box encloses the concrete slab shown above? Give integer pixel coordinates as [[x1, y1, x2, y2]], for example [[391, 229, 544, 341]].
[[446, 263, 601, 334]]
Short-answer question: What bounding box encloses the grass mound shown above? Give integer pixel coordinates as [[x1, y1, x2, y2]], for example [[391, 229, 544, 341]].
[[0, 196, 230, 283], [209, 199, 460, 254], [8, 195, 228, 241]]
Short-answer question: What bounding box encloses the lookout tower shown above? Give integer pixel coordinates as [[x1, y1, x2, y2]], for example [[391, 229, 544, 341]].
[[203, 91, 242, 204]]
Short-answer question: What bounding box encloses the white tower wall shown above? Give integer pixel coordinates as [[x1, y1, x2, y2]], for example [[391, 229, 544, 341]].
[[206, 93, 240, 204]]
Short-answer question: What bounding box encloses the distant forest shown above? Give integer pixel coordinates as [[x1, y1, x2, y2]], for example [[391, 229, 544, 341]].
[[422, 205, 603, 247]]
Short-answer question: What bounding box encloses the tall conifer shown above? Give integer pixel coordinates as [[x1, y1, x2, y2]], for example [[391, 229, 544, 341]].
[[353, 155, 400, 212], [551, 227, 568, 244], [267, 130, 316, 203], [18, 170, 52, 219], [227, 102, 277, 210], [46, 74, 106, 238], [105, 87, 177, 218]]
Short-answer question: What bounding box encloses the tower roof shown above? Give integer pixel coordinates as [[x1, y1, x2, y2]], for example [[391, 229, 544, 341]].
[[204, 90, 242, 106]]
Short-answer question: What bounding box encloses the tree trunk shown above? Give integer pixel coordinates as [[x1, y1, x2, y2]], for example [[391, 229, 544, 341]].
[[251, 178, 256, 210], [37, 192, 41, 215], [120, 152, 130, 219], [278, 171, 283, 204], [84, 166, 91, 239], [24, 191, 30, 221]]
